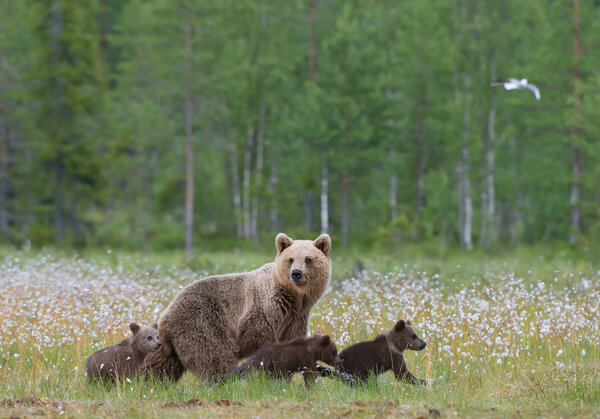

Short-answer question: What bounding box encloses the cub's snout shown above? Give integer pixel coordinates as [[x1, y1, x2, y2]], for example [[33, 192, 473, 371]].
[[410, 340, 427, 351]]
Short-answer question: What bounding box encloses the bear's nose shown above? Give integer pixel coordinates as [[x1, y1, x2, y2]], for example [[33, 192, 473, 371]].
[[291, 269, 303, 282]]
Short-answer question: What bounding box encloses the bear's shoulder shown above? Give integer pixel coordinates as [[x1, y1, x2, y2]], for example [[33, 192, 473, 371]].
[[116, 338, 131, 348]]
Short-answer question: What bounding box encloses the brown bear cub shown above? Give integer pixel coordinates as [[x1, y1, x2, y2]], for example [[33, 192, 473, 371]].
[[86, 322, 161, 383], [221, 334, 341, 387], [320, 319, 427, 385]]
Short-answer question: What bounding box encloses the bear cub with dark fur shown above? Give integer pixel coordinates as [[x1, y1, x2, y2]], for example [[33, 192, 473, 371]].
[[325, 319, 427, 385], [86, 322, 161, 383], [223, 333, 341, 387]]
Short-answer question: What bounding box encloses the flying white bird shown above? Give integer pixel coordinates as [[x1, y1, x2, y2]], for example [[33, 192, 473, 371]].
[[490, 78, 541, 100]]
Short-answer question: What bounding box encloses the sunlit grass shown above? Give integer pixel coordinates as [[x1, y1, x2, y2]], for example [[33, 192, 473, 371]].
[[1, 250, 599, 417]]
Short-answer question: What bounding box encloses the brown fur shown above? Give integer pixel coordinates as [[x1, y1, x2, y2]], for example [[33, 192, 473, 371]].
[[86, 322, 160, 383], [224, 333, 341, 387], [143, 233, 332, 381], [331, 320, 427, 384]]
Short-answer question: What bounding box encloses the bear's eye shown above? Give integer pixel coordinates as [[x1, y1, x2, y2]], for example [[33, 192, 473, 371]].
[[147, 336, 153, 341], [289, 258, 294, 264], [412, 334, 417, 339], [305, 257, 312, 264]]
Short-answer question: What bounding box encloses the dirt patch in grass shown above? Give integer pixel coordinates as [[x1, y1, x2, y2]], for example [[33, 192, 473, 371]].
[[163, 397, 242, 409], [0, 396, 69, 410]]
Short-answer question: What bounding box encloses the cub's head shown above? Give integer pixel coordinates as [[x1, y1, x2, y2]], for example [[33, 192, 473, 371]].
[[308, 333, 341, 366], [274, 233, 332, 295], [130, 322, 161, 355], [387, 319, 427, 352]]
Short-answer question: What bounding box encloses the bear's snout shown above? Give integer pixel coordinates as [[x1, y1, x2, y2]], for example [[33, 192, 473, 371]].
[[410, 340, 426, 351], [155, 341, 162, 350], [291, 269, 304, 283]]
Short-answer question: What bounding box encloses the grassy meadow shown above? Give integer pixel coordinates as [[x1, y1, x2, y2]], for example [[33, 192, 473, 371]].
[[0, 245, 599, 418]]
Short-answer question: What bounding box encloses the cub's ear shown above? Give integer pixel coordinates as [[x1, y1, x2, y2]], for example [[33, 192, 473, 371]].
[[130, 322, 140, 334], [150, 323, 159, 330], [276, 233, 294, 254], [313, 234, 331, 256], [312, 331, 324, 337], [319, 335, 331, 346], [406, 320, 411, 326], [393, 320, 406, 332]]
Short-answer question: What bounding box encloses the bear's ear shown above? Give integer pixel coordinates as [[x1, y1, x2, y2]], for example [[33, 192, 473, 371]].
[[130, 322, 140, 334], [151, 323, 159, 330], [319, 334, 331, 346], [406, 320, 411, 326], [276, 233, 294, 254], [313, 234, 331, 256], [393, 319, 406, 332]]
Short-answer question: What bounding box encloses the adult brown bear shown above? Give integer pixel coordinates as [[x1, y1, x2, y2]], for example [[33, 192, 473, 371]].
[[143, 233, 332, 381]]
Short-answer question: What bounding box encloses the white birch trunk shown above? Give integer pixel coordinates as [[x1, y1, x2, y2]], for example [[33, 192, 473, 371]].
[[484, 51, 497, 248], [341, 175, 349, 247], [570, 0, 581, 245], [184, 4, 194, 253], [250, 107, 265, 243], [390, 173, 398, 221], [229, 139, 243, 238], [480, 191, 487, 245], [267, 154, 279, 232], [462, 147, 473, 250], [242, 125, 254, 238], [320, 162, 328, 234], [458, 73, 473, 250]]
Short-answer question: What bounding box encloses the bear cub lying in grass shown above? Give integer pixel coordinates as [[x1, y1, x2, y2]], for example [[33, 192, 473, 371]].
[[220, 333, 341, 387], [319, 319, 427, 385], [86, 322, 161, 383]]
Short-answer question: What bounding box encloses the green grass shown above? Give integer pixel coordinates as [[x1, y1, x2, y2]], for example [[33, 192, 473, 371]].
[[1, 246, 599, 417]]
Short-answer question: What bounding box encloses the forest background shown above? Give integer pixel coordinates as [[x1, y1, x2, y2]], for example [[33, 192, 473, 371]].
[[1, 0, 599, 255]]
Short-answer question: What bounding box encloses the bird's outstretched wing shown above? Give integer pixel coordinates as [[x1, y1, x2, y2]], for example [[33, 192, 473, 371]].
[[524, 83, 541, 100]]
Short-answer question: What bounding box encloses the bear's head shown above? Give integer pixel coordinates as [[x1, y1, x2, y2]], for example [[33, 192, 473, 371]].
[[274, 233, 332, 297], [386, 319, 427, 352], [308, 333, 341, 366], [129, 322, 162, 355]]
